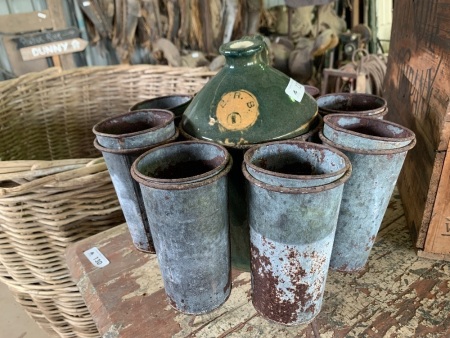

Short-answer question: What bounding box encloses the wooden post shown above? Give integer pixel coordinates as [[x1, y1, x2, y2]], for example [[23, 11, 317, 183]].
[[46, 0, 77, 69], [422, 140, 450, 259], [52, 55, 62, 68], [352, 0, 360, 27]]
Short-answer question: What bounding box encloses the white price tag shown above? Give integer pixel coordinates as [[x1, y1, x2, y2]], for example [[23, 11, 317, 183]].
[[285, 78, 305, 102], [84, 247, 110, 268]]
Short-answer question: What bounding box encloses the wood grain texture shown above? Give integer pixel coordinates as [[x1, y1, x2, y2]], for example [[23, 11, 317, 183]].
[[424, 141, 450, 254], [0, 10, 53, 33], [66, 193, 450, 338], [383, 0, 450, 252]]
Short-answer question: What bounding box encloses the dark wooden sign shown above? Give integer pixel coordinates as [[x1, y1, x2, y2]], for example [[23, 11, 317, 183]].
[[14, 27, 80, 48]]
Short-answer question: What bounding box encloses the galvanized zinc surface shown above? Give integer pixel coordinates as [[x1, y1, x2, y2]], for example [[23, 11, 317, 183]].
[[99, 149, 155, 253]]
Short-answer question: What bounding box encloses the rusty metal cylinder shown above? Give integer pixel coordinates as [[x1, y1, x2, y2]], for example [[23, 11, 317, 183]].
[[320, 114, 416, 272], [94, 109, 176, 149], [243, 141, 351, 325], [131, 141, 232, 314], [244, 141, 350, 188], [93, 109, 177, 253], [317, 93, 388, 118], [129, 94, 193, 125]]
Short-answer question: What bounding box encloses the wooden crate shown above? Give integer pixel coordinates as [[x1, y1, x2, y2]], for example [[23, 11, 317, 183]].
[[383, 0, 450, 260]]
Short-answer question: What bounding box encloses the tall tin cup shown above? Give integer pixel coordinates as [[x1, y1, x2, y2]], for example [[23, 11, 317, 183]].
[[131, 141, 232, 314]]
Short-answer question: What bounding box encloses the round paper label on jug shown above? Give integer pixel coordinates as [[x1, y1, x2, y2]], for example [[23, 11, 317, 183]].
[[216, 90, 259, 131]]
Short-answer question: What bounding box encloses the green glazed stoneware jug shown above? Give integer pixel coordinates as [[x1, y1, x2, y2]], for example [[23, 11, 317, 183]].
[[181, 35, 318, 146], [181, 35, 318, 271]]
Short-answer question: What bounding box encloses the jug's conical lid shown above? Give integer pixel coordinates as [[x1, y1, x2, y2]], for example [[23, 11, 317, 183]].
[[181, 36, 318, 147]]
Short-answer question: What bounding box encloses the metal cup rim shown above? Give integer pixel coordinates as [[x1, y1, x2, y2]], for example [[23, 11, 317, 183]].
[[92, 109, 175, 141], [323, 114, 416, 144], [243, 140, 351, 182], [131, 140, 232, 189]]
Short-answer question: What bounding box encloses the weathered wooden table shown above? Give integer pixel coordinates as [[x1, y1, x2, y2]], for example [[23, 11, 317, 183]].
[[66, 192, 450, 337]]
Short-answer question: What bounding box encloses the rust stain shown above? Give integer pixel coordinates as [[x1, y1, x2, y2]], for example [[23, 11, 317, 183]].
[[251, 242, 315, 325], [410, 279, 439, 299], [252, 242, 296, 324], [361, 276, 444, 337], [288, 248, 307, 278]]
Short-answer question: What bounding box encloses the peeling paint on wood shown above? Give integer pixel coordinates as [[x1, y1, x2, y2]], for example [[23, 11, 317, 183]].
[[66, 192, 450, 337]]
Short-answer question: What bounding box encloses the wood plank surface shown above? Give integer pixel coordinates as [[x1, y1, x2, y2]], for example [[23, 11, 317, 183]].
[[66, 193, 450, 338], [385, 0, 450, 152], [395, 150, 445, 246], [383, 0, 450, 249], [424, 141, 450, 255], [0, 10, 53, 33]]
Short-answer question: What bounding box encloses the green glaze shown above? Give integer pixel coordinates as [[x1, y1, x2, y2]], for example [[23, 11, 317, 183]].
[[181, 36, 318, 271], [181, 36, 317, 146]]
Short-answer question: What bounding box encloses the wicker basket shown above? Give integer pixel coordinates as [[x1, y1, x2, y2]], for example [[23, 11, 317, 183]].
[[0, 65, 212, 337]]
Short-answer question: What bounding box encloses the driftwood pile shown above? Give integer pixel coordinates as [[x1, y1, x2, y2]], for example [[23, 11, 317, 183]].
[[77, 0, 263, 64], [77, 1, 348, 84]]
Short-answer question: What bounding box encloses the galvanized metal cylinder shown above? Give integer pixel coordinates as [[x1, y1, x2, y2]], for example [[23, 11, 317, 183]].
[[179, 126, 253, 271], [129, 94, 193, 126], [243, 141, 351, 325], [244, 141, 350, 188], [93, 109, 177, 253], [93, 109, 176, 149], [320, 114, 416, 272], [317, 93, 388, 118], [323, 114, 415, 150], [131, 141, 232, 314]]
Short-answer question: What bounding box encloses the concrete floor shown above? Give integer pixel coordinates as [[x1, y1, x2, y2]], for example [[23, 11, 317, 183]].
[[0, 282, 49, 338]]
